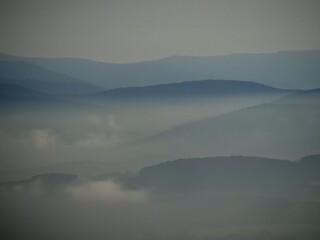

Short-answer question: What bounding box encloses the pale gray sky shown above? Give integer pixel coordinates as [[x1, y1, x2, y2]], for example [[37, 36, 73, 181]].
[[1, 0, 320, 63]]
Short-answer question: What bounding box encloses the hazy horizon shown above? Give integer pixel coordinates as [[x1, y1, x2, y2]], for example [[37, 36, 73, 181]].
[[1, 0, 320, 63], [1, 49, 320, 64]]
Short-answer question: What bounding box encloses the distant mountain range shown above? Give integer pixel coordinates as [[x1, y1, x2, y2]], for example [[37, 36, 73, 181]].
[[0, 83, 46, 97], [276, 88, 320, 105], [86, 79, 290, 100], [0, 60, 103, 94], [0, 83, 94, 110], [0, 79, 294, 108], [148, 96, 320, 159], [1, 50, 320, 89]]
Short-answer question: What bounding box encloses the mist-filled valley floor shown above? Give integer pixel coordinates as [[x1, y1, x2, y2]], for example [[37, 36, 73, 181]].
[[1, 82, 313, 179], [1, 51, 320, 239]]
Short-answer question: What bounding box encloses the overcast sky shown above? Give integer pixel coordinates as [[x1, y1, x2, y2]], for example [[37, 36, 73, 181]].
[[1, 0, 320, 63]]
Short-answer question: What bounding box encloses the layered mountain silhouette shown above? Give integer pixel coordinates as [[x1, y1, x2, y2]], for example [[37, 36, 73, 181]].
[[0, 60, 103, 94], [148, 103, 320, 159], [0, 83, 46, 97], [1, 50, 320, 89], [276, 88, 320, 105], [0, 83, 94, 110], [1, 45, 320, 240], [1, 79, 292, 111], [85, 79, 290, 100]]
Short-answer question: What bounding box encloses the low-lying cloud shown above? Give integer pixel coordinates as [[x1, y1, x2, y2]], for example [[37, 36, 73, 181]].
[[67, 180, 146, 202], [29, 128, 57, 150]]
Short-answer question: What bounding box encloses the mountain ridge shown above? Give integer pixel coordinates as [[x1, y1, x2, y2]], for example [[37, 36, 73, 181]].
[[84, 79, 292, 100], [1, 50, 319, 89], [133, 155, 320, 197], [0, 60, 103, 94], [145, 103, 320, 160]]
